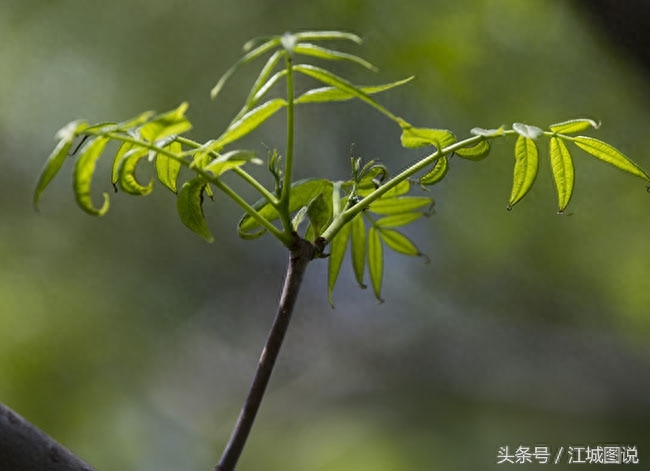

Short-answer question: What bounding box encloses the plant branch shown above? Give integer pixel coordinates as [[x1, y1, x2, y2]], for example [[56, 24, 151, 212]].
[[0, 402, 95, 471], [215, 235, 319, 471]]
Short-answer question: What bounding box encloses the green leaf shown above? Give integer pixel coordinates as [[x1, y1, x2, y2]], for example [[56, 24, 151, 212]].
[[293, 64, 397, 122], [295, 77, 414, 104], [378, 228, 421, 256], [111, 142, 134, 189], [513, 123, 544, 140], [239, 50, 284, 115], [293, 43, 378, 71], [211, 37, 282, 100], [118, 148, 154, 196], [508, 135, 539, 209], [34, 120, 88, 209], [139, 102, 191, 142], [549, 137, 575, 213], [368, 227, 384, 303], [294, 30, 362, 44], [238, 179, 333, 239], [400, 125, 456, 149], [455, 140, 491, 161], [73, 136, 110, 216], [291, 206, 309, 232], [177, 178, 214, 242], [350, 214, 366, 289], [212, 99, 287, 151], [204, 150, 261, 177], [550, 118, 600, 134], [375, 213, 423, 228], [328, 222, 351, 307], [250, 71, 287, 107], [381, 180, 410, 198], [156, 141, 183, 193], [471, 126, 505, 137], [307, 193, 330, 238], [572, 136, 650, 182], [369, 196, 433, 215], [418, 156, 448, 186]]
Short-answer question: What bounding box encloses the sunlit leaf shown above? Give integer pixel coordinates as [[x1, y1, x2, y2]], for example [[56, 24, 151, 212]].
[[118, 148, 154, 195], [549, 137, 575, 213], [295, 77, 414, 104], [328, 222, 351, 307], [381, 180, 410, 198], [471, 126, 504, 137], [73, 136, 110, 216], [418, 157, 448, 186], [369, 196, 433, 215], [212, 99, 287, 150], [111, 142, 134, 189], [211, 37, 282, 100], [240, 50, 284, 115], [513, 122, 544, 140], [400, 125, 456, 149], [239, 179, 332, 239], [455, 140, 490, 161], [293, 43, 377, 71], [508, 135, 539, 209], [294, 30, 362, 44], [34, 120, 87, 209], [293, 64, 397, 122], [375, 213, 423, 228], [156, 141, 183, 193], [204, 150, 260, 177], [378, 228, 421, 256], [549, 119, 600, 134], [177, 178, 214, 242], [250, 71, 287, 106], [572, 136, 650, 182], [307, 193, 330, 238], [350, 214, 366, 289], [139, 102, 191, 142], [368, 227, 384, 303]]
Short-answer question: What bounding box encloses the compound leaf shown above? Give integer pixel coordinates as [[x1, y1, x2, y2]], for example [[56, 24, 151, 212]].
[[368, 227, 384, 302], [156, 141, 183, 193], [508, 135, 539, 209], [549, 137, 575, 213], [549, 119, 600, 134], [74, 136, 110, 216], [418, 157, 448, 186], [455, 139, 491, 161], [350, 214, 366, 289], [295, 77, 414, 104], [328, 222, 351, 307], [572, 136, 650, 182], [293, 43, 377, 71], [177, 178, 214, 242]]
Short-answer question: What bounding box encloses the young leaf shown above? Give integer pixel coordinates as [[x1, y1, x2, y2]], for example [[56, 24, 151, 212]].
[[350, 214, 367, 289], [378, 228, 421, 256], [111, 142, 134, 189], [400, 126, 456, 149], [375, 213, 423, 228], [455, 140, 491, 161], [367, 227, 384, 303], [293, 64, 398, 122], [239, 50, 284, 116], [471, 127, 505, 137], [139, 102, 191, 142], [238, 179, 333, 239], [293, 43, 378, 71], [250, 71, 287, 107], [307, 193, 330, 237], [549, 119, 600, 134], [212, 99, 287, 151], [369, 196, 433, 215], [418, 157, 448, 186], [291, 206, 309, 232], [118, 148, 154, 196], [73, 137, 111, 216], [381, 179, 410, 198], [177, 178, 214, 242], [508, 136, 539, 209], [295, 77, 414, 105], [513, 123, 544, 140], [156, 141, 183, 193], [34, 120, 88, 209], [328, 222, 351, 307], [572, 136, 650, 182], [211, 37, 282, 100], [549, 137, 575, 213], [294, 31, 362, 44], [204, 150, 260, 177]]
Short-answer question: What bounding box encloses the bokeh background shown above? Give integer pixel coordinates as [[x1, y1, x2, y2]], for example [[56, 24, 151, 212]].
[[1, 0, 649, 469]]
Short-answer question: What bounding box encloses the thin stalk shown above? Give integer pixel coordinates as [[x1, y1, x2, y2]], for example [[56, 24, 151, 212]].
[[279, 54, 295, 234], [215, 236, 315, 471]]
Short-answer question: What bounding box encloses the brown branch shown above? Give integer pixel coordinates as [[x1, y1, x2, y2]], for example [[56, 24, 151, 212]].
[[215, 235, 321, 471], [0, 402, 95, 471]]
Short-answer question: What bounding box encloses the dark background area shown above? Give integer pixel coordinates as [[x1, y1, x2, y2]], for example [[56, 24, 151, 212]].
[[1, 1, 649, 469]]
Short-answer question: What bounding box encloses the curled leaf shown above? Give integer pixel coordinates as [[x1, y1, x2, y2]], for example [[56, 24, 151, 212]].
[[508, 135, 539, 209], [74, 137, 111, 216], [572, 136, 650, 182], [513, 123, 544, 140], [418, 157, 448, 186], [177, 178, 214, 242], [118, 148, 154, 195], [549, 137, 575, 213], [455, 140, 490, 161], [549, 119, 600, 134], [400, 126, 456, 149], [471, 127, 504, 137]]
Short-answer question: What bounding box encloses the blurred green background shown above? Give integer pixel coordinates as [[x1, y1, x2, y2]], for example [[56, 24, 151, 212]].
[[1, 0, 649, 470]]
